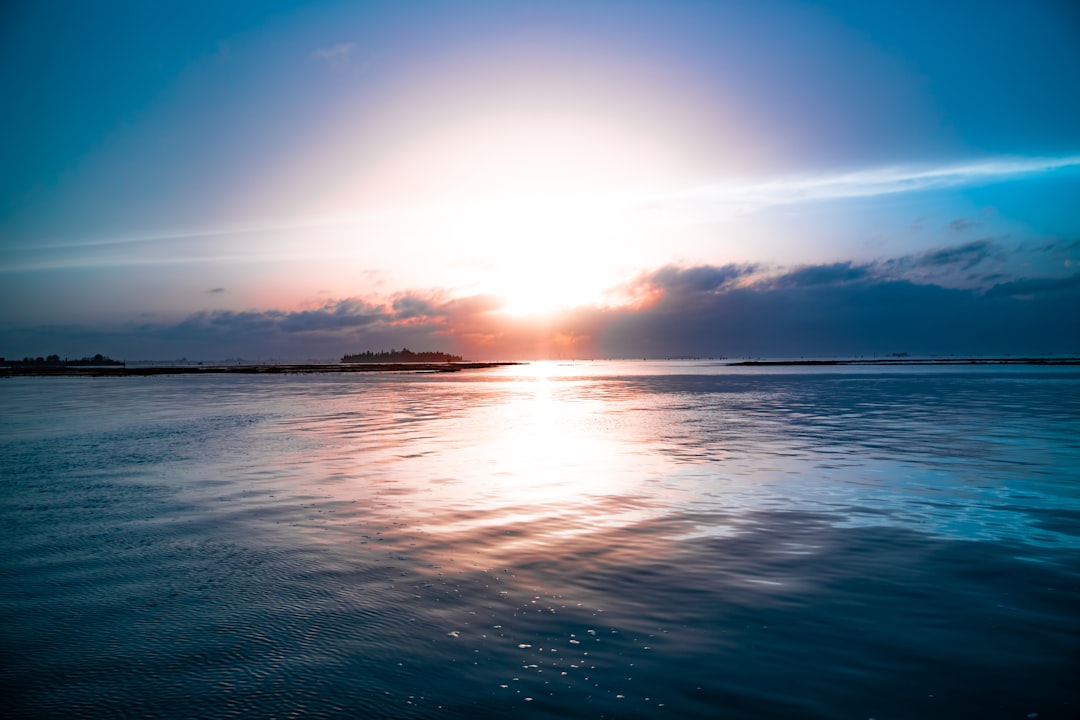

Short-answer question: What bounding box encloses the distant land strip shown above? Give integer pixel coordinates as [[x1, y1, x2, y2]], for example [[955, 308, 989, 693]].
[[0, 362, 520, 377], [727, 358, 1080, 366], [342, 349, 462, 363]]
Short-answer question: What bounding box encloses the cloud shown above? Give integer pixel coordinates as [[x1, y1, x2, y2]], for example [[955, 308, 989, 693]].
[[586, 241, 1080, 358], [311, 42, 356, 68], [278, 302, 384, 333], [391, 294, 437, 319], [874, 238, 1005, 287], [650, 264, 756, 294], [1015, 237, 1080, 271], [174, 310, 283, 338], [593, 268, 1080, 359], [984, 273, 1080, 298], [5, 241, 1078, 361], [948, 217, 981, 233], [7, 155, 1074, 278], [1025, 237, 1080, 255], [650, 155, 1080, 221], [908, 239, 999, 271], [768, 262, 867, 289], [206, 287, 226, 294], [618, 264, 758, 310], [642, 240, 1004, 299]]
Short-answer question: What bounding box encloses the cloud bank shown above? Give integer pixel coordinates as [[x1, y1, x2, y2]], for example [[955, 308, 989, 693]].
[[4, 239, 1077, 361]]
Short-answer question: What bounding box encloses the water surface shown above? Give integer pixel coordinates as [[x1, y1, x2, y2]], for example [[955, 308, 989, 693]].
[[2, 362, 1078, 718]]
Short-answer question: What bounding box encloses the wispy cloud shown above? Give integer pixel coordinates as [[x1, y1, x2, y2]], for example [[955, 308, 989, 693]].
[[4, 155, 1077, 274], [650, 155, 1080, 221], [279, 152, 1080, 230], [948, 217, 981, 233], [311, 42, 356, 68]]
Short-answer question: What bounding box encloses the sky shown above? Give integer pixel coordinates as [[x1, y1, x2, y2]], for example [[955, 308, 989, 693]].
[[2, 0, 1079, 361]]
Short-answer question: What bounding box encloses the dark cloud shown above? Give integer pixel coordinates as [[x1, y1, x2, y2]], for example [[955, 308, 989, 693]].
[[176, 310, 282, 336], [1023, 237, 1080, 255], [154, 300, 393, 346], [592, 242, 1079, 358], [594, 272, 1080, 358], [948, 217, 980, 233], [206, 287, 226, 294], [625, 264, 759, 313], [877, 239, 1001, 282], [769, 262, 867, 288], [1014, 238, 1080, 276], [278, 308, 383, 333], [649, 264, 756, 295], [391, 295, 436, 319], [984, 273, 1080, 298], [4, 242, 1077, 361], [911, 239, 997, 270]]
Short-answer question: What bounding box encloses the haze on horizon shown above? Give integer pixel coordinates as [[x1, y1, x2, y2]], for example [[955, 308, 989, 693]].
[[2, 0, 1079, 361]]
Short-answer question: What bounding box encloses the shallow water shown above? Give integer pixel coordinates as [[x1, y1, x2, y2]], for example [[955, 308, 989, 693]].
[[2, 362, 1079, 718]]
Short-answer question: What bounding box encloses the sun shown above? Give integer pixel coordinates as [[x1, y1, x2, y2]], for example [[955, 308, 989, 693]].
[[492, 267, 579, 318], [312, 105, 687, 311], [448, 192, 628, 317]]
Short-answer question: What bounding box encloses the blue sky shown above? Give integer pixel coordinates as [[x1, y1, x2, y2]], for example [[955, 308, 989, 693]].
[[2, 0, 1078, 359]]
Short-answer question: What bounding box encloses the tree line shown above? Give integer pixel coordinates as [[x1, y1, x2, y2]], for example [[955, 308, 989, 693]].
[[3, 353, 124, 367], [341, 348, 462, 363]]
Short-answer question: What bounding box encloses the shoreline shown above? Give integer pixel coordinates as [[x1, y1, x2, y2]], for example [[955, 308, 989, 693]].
[[726, 357, 1080, 366], [0, 362, 522, 377], [4, 358, 1078, 376]]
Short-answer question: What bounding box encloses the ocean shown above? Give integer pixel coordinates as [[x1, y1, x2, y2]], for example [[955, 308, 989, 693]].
[[2, 361, 1078, 719]]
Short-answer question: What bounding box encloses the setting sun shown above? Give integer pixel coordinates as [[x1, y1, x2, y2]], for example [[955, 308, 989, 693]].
[[306, 107, 684, 315], [449, 193, 630, 316]]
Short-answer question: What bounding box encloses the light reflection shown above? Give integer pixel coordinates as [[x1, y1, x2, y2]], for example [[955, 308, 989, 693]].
[[405, 362, 673, 564], [6, 367, 1079, 720], [248, 364, 1080, 574], [257, 362, 692, 573]]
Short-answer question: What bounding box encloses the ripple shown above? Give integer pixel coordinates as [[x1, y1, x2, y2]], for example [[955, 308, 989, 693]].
[[2, 366, 1079, 718]]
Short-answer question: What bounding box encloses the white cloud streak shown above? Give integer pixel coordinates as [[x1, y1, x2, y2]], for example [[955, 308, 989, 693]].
[[4, 155, 1077, 272], [654, 154, 1080, 220]]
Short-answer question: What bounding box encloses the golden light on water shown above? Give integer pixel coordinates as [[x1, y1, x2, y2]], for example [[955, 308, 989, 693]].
[[270, 363, 680, 568], [410, 363, 666, 556]]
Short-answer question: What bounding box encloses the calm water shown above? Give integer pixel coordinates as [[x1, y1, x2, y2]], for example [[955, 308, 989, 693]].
[[2, 362, 1079, 719]]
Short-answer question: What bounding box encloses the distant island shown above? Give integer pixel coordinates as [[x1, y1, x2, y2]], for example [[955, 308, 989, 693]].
[[4, 353, 124, 367], [342, 348, 463, 363]]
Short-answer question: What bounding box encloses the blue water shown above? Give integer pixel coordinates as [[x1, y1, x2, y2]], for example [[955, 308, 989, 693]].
[[2, 362, 1078, 718]]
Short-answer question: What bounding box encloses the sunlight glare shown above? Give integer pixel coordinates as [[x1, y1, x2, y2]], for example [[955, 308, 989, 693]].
[[319, 109, 681, 314]]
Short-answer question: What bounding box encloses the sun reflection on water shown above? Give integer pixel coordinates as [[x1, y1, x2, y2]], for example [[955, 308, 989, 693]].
[[398, 362, 675, 566], [257, 363, 1080, 572], [257, 362, 698, 575]]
